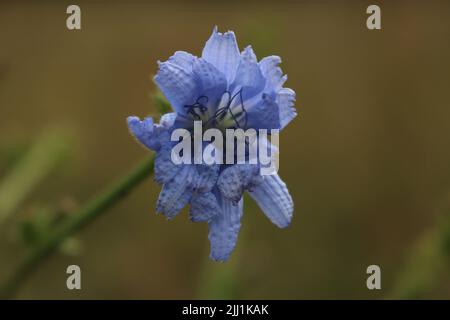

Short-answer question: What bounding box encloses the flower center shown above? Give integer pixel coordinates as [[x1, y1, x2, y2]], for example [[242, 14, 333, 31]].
[[183, 89, 248, 132]]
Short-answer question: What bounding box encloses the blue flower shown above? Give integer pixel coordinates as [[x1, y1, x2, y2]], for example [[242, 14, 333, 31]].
[[127, 27, 297, 261]]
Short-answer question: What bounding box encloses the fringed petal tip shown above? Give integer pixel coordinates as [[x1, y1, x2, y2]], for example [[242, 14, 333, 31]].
[[127, 115, 152, 131], [202, 26, 240, 84], [241, 45, 257, 62], [127, 116, 156, 149], [277, 87, 297, 129], [210, 25, 237, 39]]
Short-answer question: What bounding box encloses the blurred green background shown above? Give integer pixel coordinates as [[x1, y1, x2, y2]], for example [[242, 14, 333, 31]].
[[0, 0, 450, 299]]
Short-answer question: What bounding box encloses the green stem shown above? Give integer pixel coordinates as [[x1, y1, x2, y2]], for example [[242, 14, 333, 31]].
[[0, 156, 154, 299], [0, 131, 69, 225]]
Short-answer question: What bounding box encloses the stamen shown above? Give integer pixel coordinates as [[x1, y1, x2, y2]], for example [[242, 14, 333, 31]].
[[184, 96, 209, 120], [203, 88, 248, 129]]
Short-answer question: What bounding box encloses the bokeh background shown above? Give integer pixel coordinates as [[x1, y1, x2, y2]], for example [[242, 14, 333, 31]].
[[0, 0, 450, 299]]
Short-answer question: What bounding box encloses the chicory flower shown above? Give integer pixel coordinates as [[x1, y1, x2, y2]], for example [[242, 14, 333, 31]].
[[128, 27, 296, 261]]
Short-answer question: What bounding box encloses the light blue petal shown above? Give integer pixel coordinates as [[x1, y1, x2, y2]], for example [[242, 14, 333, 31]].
[[202, 26, 240, 84], [248, 173, 293, 228], [188, 164, 220, 193], [259, 55, 287, 92], [154, 145, 181, 184], [154, 62, 199, 114], [217, 164, 261, 204], [245, 93, 281, 130], [277, 88, 297, 130], [127, 116, 158, 150], [258, 56, 296, 129], [190, 192, 220, 222], [208, 194, 243, 261], [127, 113, 177, 151], [159, 112, 177, 128], [156, 166, 193, 219], [193, 58, 227, 108], [168, 51, 196, 72], [230, 46, 266, 101]]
